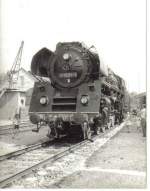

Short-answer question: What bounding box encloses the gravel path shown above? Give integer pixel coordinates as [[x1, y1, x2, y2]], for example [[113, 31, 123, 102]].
[[50, 118, 146, 188]]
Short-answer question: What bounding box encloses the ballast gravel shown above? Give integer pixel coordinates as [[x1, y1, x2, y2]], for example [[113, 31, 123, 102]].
[[8, 123, 125, 188]]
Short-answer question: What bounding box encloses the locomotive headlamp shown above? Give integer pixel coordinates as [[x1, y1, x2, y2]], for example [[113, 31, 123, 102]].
[[63, 53, 70, 60], [40, 96, 48, 105], [81, 95, 89, 105]]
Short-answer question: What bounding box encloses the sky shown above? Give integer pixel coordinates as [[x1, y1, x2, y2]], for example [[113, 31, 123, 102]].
[[0, 0, 146, 93]]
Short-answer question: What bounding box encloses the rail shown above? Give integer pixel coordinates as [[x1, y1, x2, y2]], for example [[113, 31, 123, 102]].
[[0, 140, 51, 162], [0, 123, 125, 188]]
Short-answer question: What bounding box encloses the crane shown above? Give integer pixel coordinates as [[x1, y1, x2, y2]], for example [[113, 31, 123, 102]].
[[8, 41, 24, 89], [0, 41, 24, 99]]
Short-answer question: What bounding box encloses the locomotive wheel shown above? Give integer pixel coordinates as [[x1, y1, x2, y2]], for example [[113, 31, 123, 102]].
[[95, 126, 101, 135], [82, 121, 92, 140], [50, 127, 57, 138], [100, 126, 105, 133]]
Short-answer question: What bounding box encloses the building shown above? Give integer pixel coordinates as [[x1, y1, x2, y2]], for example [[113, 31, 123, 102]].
[[0, 68, 39, 120], [0, 89, 26, 120], [129, 92, 146, 112], [10, 67, 38, 92], [135, 92, 146, 109]]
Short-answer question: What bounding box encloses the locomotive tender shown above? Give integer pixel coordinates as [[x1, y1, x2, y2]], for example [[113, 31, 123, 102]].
[[29, 42, 126, 139]]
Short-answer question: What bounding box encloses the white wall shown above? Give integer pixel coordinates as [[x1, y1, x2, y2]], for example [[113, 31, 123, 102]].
[[12, 70, 35, 91]]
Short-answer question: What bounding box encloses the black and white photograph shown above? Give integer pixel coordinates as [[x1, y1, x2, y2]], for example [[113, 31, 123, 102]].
[[0, 0, 147, 189]]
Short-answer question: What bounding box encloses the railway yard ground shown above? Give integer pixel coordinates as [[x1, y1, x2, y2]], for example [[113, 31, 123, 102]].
[[0, 116, 147, 188]]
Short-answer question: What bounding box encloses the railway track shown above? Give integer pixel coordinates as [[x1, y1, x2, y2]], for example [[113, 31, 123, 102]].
[[0, 120, 30, 129], [0, 125, 36, 136], [0, 121, 46, 136], [0, 121, 48, 136], [0, 139, 52, 162], [0, 123, 124, 188]]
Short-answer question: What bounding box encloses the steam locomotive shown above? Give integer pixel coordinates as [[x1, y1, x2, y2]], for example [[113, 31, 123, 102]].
[[29, 42, 126, 139]]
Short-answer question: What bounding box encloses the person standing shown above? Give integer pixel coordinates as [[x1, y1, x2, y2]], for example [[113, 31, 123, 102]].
[[140, 104, 146, 137], [125, 112, 131, 133], [12, 113, 20, 138]]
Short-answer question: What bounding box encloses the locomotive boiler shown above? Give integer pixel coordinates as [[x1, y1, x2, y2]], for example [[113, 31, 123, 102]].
[[29, 42, 126, 139]]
